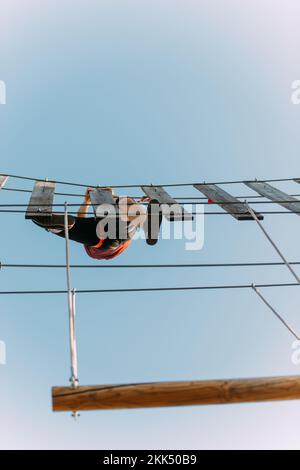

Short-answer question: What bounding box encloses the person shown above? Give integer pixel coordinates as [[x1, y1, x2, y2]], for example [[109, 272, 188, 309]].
[[31, 188, 149, 260]]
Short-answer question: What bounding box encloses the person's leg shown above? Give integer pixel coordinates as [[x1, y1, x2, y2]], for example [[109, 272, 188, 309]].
[[32, 215, 101, 246], [31, 213, 75, 230], [144, 201, 163, 245], [58, 217, 100, 245]]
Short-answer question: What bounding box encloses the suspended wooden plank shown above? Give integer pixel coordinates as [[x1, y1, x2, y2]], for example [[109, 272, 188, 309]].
[[246, 181, 300, 216], [0, 175, 8, 189], [193, 183, 263, 221], [90, 188, 116, 217], [141, 186, 193, 221], [52, 375, 300, 411], [25, 180, 56, 219]]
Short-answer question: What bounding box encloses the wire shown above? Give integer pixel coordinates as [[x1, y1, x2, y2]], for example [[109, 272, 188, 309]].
[[0, 282, 299, 295], [252, 284, 300, 340], [1, 261, 300, 269], [3, 186, 300, 201], [0, 209, 300, 216], [1, 198, 300, 207], [247, 203, 300, 285], [1, 172, 300, 190]]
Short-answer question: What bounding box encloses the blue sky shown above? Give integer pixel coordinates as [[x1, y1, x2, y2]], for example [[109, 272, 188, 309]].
[[1, 0, 300, 449]]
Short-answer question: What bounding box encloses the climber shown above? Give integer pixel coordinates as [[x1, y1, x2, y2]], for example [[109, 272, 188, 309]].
[[31, 188, 155, 260]]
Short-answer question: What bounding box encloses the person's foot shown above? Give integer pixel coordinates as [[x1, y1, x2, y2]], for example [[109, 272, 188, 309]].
[[144, 201, 163, 245]]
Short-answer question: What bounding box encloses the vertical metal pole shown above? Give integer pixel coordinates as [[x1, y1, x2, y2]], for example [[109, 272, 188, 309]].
[[64, 203, 78, 388], [246, 203, 300, 285]]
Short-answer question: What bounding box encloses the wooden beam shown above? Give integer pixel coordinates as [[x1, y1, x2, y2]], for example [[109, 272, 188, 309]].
[[90, 188, 116, 217], [141, 186, 193, 221], [52, 375, 300, 411], [193, 183, 264, 221], [25, 180, 56, 219], [0, 175, 8, 189], [245, 181, 300, 215]]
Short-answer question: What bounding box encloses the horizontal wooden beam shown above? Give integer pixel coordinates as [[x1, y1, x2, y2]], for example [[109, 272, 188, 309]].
[[52, 375, 300, 411]]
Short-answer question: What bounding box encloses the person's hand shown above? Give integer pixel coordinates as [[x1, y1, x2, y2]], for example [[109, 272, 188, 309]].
[[99, 186, 113, 192], [84, 187, 94, 201]]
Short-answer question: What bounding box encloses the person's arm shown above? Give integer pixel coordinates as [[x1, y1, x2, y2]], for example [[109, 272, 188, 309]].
[[77, 188, 93, 218], [78, 187, 115, 218]]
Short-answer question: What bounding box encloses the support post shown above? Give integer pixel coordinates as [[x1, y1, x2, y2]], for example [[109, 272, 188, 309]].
[[64, 203, 78, 388]]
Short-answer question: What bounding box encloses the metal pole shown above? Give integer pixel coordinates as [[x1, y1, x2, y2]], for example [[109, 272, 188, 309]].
[[64, 203, 78, 388], [246, 203, 300, 285]]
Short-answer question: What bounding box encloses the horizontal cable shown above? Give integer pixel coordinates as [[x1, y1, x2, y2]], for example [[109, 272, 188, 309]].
[[1, 198, 300, 207], [1, 172, 300, 189], [1, 261, 300, 269], [0, 209, 300, 216], [3, 186, 300, 201], [0, 282, 299, 295]]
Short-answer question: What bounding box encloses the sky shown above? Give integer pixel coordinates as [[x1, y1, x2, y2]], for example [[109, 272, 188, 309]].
[[1, 0, 300, 450]]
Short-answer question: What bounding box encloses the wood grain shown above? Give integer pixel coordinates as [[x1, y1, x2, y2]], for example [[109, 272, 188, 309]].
[[52, 375, 300, 411]]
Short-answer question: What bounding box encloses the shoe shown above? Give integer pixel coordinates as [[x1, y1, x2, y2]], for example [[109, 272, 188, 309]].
[[144, 201, 163, 245]]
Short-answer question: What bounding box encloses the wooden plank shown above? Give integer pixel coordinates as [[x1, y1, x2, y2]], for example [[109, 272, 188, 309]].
[[0, 175, 8, 189], [90, 188, 116, 217], [193, 183, 264, 221], [141, 186, 193, 221], [52, 375, 300, 411], [25, 181, 56, 219], [246, 181, 300, 216]]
